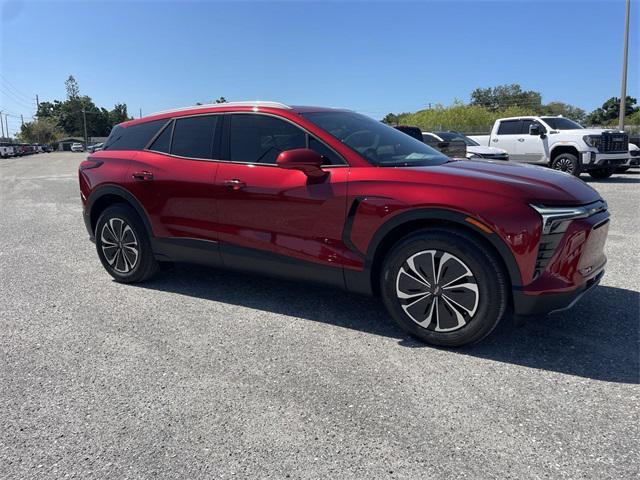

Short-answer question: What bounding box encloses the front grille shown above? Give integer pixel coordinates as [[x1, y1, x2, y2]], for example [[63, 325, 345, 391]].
[[599, 131, 629, 153]]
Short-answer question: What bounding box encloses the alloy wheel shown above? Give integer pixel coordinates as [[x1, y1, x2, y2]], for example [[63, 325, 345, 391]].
[[395, 250, 479, 332], [100, 217, 139, 274], [553, 157, 574, 173]]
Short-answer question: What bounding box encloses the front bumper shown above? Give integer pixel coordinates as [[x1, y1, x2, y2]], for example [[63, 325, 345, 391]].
[[581, 151, 628, 169], [513, 270, 604, 316]]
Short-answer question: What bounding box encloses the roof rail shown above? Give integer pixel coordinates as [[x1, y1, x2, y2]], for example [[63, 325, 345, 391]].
[[148, 101, 291, 117]]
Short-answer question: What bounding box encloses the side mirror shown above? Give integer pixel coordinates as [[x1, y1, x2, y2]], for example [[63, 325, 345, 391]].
[[276, 148, 327, 178], [529, 124, 541, 136]]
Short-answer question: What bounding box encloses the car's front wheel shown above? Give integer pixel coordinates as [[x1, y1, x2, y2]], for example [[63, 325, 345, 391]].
[[551, 153, 581, 176], [95, 204, 158, 283], [380, 229, 508, 347]]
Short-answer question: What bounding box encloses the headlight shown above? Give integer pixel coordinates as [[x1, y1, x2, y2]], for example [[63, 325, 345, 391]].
[[530, 201, 607, 234], [583, 135, 602, 148]]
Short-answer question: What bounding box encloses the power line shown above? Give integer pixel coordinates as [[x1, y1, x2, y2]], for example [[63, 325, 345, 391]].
[[0, 73, 34, 102]]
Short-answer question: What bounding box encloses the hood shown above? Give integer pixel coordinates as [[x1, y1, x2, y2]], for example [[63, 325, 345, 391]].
[[553, 128, 622, 136], [407, 160, 601, 205], [466, 145, 506, 155]]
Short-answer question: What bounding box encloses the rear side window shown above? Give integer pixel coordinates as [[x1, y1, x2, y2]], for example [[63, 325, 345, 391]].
[[103, 120, 168, 151], [229, 114, 306, 164], [497, 120, 521, 135], [148, 121, 173, 153], [171, 115, 218, 159]]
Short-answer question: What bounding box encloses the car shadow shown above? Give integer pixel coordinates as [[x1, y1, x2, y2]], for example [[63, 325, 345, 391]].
[[134, 264, 639, 384]]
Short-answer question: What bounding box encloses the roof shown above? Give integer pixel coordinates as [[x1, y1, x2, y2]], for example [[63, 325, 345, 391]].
[[123, 101, 350, 127]]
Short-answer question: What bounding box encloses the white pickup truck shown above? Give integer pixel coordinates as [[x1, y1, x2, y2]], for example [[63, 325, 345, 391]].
[[469, 116, 629, 179]]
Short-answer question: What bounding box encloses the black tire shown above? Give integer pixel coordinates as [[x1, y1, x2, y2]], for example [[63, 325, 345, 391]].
[[95, 204, 158, 283], [551, 153, 581, 176], [615, 166, 630, 173], [380, 228, 508, 347], [588, 168, 614, 179]]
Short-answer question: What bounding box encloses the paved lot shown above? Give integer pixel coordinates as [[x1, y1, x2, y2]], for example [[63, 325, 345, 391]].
[[1, 152, 638, 479]]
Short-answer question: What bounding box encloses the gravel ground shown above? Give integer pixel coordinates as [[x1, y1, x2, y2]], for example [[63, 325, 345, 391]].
[[1, 152, 638, 479]]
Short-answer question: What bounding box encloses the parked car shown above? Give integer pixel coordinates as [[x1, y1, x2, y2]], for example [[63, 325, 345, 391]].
[[469, 116, 628, 179], [87, 142, 104, 153], [422, 131, 507, 161], [393, 126, 466, 158], [71, 143, 84, 152], [79, 101, 609, 347], [617, 143, 639, 173], [0, 142, 15, 158]]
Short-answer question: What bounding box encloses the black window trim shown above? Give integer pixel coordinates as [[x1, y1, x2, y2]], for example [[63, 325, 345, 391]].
[[220, 111, 348, 168], [143, 113, 224, 161]]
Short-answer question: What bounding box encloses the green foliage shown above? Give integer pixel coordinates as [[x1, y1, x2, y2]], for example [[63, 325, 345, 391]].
[[470, 84, 542, 112], [541, 102, 587, 123], [586, 96, 638, 125], [37, 76, 132, 137], [17, 117, 62, 144], [396, 104, 537, 134], [214, 96, 227, 104]]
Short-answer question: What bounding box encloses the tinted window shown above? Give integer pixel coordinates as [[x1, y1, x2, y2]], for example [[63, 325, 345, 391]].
[[309, 136, 343, 165], [520, 119, 535, 134], [303, 111, 448, 167], [103, 120, 168, 151], [497, 120, 521, 135], [148, 120, 173, 153], [171, 115, 218, 159], [434, 131, 480, 147], [229, 114, 306, 164], [540, 117, 584, 130], [422, 133, 440, 147]]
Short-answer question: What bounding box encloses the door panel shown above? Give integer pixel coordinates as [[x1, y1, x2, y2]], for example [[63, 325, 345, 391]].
[[213, 163, 353, 269], [125, 150, 219, 240], [516, 120, 549, 164], [492, 120, 520, 161]]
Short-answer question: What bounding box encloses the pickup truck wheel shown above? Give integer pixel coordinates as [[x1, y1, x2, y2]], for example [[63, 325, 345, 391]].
[[551, 153, 581, 176], [615, 166, 629, 173], [380, 229, 508, 347], [588, 168, 614, 179]]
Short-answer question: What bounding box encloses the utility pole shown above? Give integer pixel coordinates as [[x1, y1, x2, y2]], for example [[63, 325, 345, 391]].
[[139, 108, 142, 119], [21, 114, 24, 127], [0, 111, 5, 139], [36, 94, 40, 111], [618, 0, 631, 130], [82, 107, 88, 148], [4, 115, 8, 139]]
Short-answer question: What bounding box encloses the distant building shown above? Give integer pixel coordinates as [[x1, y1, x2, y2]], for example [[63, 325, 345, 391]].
[[89, 137, 108, 145], [56, 138, 84, 151]]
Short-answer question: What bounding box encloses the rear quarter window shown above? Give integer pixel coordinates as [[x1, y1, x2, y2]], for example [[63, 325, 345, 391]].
[[103, 119, 169, 151]]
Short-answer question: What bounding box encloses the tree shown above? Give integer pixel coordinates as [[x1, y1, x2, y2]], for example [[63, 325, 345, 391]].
[[109, 103, 130, 125], [542, 102, 587, 123], [214, 96, 227, 104], [381, 113, 400, 125], [586, 96, 638, 125], [470, 84, 542, 112], [65, 75, 80, 99], [18, 118, 62, 144]]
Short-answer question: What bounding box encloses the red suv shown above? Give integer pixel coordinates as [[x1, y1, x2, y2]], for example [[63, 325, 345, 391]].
[[79, 101, 609, 346]]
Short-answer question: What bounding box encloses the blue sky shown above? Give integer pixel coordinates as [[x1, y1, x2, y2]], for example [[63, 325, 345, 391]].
[[1, 0, 638, 136]]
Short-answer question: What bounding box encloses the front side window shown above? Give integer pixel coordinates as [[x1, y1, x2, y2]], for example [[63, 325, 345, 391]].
[[308, 136, 343, 165], [171, 115, 218, 159], [229, 114, 306, 164], [303, 111, 449, 167], [497, 120, 521, 135]]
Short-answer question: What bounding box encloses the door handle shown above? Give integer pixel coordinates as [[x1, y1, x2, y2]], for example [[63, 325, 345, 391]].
[[132, 171, 153, 181], [492, 139, 499, 142], [517, 138, 525, 142], [223, 179, 246, 190]]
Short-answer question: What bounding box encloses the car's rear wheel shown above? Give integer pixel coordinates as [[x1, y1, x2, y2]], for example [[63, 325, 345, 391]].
[[380, 229, 508, 347], [588, 168, 615, 179], [551, 153, 581, 176], [95, 204, 158, 283]]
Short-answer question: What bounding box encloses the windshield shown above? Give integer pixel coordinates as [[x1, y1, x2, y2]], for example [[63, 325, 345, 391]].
[[434, 131, 479, 147], [540, 117, 584, 130], [302, 111, 449, 167]]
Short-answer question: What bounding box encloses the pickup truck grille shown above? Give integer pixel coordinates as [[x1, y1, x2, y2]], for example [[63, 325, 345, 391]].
[[598, 131, 629, 153]]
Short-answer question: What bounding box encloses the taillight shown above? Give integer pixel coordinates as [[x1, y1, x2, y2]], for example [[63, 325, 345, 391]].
[[79, 159, 103, 171]]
